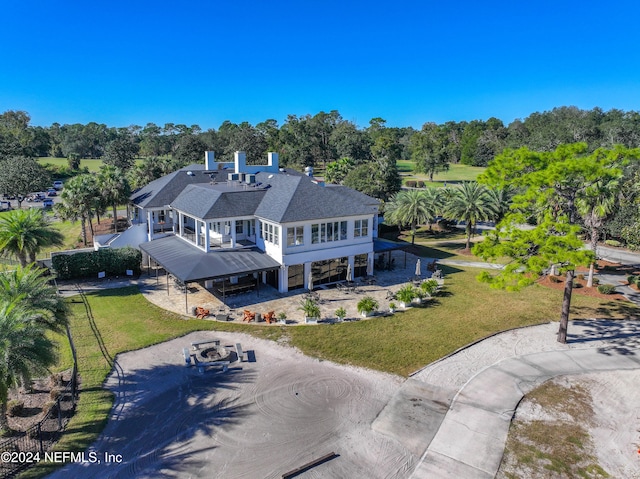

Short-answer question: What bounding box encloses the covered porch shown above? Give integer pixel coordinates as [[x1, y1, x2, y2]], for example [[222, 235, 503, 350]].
[[140, 235, 281, 313]]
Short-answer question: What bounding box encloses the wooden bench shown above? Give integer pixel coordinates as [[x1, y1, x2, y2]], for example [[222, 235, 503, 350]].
[[191, 339, 220, 350], [235, 343, 244, 362]]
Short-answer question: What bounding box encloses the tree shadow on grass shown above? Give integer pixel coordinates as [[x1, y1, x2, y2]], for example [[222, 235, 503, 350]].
[[48, 362, 255, 478]]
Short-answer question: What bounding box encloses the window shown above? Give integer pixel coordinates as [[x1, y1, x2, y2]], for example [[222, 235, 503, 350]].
[[236, 221, 243, 235], [287, 226, 304, 246], [311, 221, 348, 244], [262, 221, 279, 245], [354, 219, 369, 238]]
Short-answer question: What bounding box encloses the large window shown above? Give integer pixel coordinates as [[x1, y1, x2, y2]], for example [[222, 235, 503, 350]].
[[311, 257, 348, 285], [354, 219, 369, 238], [287, 226, 304, 246], [311, 221, 347, 244], [261, 221, 279, 245]]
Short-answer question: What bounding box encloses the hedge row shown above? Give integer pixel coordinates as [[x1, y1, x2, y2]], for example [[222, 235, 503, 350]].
[[52, 247, 142, 280]]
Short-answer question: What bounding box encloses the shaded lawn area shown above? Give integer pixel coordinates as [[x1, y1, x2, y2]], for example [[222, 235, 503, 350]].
[[396, 161, 486, 185]]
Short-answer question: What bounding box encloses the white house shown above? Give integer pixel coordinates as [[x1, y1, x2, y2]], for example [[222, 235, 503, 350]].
[[126, 151, 385, 294]]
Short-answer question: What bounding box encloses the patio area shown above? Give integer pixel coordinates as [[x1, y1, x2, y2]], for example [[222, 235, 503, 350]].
[[138, 249, 439, 324]]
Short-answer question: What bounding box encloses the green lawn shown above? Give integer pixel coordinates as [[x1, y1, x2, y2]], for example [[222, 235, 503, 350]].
[[38, 157, 105, 173], [38, 157, 145, 174], [397, 160, 486, 186]]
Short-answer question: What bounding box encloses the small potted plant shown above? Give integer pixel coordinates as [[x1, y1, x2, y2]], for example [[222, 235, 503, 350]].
[[357, 296, 379, 318], [389, 302, 396, 313], [413, 287, 426, 305], [277, 312, 287, 324], [299, 297, 321, 323], [420, 279, 439, 297], [335, 306, 347, 322], [395, 284, 416, 309]]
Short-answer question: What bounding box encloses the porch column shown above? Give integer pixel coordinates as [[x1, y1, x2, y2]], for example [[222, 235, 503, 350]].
[[279, 265, 288, 293], [178, 212, 183, 237], [231, 219, 237, 248], [204, 220, 210, 252], [304, 262, 312, 289], [147, 210, 154, 241]]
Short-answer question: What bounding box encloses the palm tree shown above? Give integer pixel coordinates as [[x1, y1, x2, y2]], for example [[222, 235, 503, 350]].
[[444, 182, 495, 250], [485, 185, 515, 224], [0, 299, 57, 432], [386, 189, 436, 244], [98, 165, 131, 233], [577, 178, 620, 287], [57, 174, 98, 246], [0, 209, 64, 267], [0, 265, 68, 333]]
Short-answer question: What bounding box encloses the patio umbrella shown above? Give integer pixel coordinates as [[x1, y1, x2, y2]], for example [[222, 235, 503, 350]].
[[415, 259, 421, 277], [346, 264, 352, 282], [308, 271, 314, 291]]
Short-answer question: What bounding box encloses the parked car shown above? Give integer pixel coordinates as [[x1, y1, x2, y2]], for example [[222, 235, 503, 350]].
[[42, 199, 54, 208], [53, 181, 63, 190], [47, 188, 57, 197]]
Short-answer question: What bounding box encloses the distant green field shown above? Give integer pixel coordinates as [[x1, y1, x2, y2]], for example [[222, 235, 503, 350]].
[[39, 157, 105, 173], [38, 157, 145, 174], [397, 160, 485, 186]]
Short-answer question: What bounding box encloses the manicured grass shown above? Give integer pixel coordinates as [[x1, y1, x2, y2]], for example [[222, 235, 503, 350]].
[[38, 157, 144, 174], [23, 265, 638, 476], [39, 157, 105, 173], [286, 267, 637, 376], [397, 160, 486, 186]]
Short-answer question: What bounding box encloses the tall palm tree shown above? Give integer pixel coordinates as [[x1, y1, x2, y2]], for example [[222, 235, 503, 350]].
[[485, 185, 515, 224], [577, 178, 620, 287], [98, 165, 131, 233], [0, 299, 57, 432], [0, 209, 64, 267], [0, 265, 68, 333], [386, 189, 434, 244], [57, 174, 98, 246], [444, 182, 495, 250]]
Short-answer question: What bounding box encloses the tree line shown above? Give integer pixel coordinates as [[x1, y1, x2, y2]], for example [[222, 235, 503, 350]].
[[3, 106, 640, 169]]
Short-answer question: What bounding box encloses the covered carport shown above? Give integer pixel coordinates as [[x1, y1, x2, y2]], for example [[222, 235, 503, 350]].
[[140, 235, 281, 313]]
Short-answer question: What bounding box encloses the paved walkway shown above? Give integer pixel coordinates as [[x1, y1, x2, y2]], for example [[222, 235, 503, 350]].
[[400, 320, 640, 478]]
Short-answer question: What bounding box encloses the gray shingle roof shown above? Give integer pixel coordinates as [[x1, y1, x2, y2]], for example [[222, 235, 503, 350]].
[[133, 166, 379, 223], [130, 165, 218, 208], [254, 173, 379, 223], [171, 184, 267, 219]]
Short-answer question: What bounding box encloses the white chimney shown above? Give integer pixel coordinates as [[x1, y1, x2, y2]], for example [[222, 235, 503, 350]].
[[205, 151, 215, 170]]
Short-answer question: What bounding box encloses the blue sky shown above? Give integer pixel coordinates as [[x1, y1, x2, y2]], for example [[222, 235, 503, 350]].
[[1, 1, 639, 130]]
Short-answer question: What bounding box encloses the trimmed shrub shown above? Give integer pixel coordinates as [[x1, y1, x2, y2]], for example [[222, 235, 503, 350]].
[[592, 277, 600, 285], [52, 246, 142, 280], [405, 180, 417, 188], [416, 181, 425, 188], [549, 276, 561, 283], [597, 284, 617, 295], [7, 400, 23, 417], [627, 275, 638, 285], [604, 239, 622, 247], [576, 274, 585, 280], [572, 282, 583, 289]]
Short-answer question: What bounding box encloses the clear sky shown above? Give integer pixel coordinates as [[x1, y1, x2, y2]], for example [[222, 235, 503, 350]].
[[1, 0, 639, 130]]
